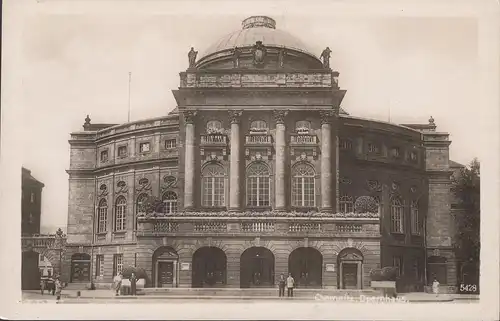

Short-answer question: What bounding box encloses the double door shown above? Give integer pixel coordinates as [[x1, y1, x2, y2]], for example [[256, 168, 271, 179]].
[[157, 261, 175, 287]]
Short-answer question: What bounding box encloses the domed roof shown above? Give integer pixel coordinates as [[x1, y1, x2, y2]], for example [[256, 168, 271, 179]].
[[199, 16, 318, 61]]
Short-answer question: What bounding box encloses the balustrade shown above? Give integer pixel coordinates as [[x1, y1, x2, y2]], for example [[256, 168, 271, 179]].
[[194, 222, 227, 232], [290, 134, 317, 145], [241, 222, 275, 232], [335, 224, 363, 233], [201, 134, 227, 145], [153, 222, 179, 233], [245, 135, 272, 145], [289, 223, 321, 232]]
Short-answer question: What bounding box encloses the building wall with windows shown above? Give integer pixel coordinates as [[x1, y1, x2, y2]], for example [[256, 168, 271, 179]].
[[22, 167, 44, 236], [63, 15, 458, 292]]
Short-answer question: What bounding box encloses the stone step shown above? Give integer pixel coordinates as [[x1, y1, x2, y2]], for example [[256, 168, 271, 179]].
[[137, 287, 381, 297]]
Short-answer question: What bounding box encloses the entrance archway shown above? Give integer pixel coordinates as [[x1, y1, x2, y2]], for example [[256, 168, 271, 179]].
[[152, 246, 179, 288], [192, 247, 227, 288], [240, 247, 275, 288], [337, 248, 364, 289], [427, 256, 447, 285], [288, 247, 323, 288], [70, 253, 91, 283], [22, 251, 40, 290]]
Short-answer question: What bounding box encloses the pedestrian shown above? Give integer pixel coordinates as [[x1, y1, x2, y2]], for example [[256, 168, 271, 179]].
[[432, 277, 440, 297], [286, 273, 295, 297], [130, 272, 137, 296], [113, 272, 123, 296], [40, 278, 45, 295], [54, 277, 62, 303], [278, 273, 286, 297]]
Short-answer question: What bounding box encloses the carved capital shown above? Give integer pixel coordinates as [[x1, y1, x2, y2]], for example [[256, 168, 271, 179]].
[[320, 110, 335, 125], [229, 110, 243, 124], [273, 110, 288, 124], [183, 111, 197, 124]]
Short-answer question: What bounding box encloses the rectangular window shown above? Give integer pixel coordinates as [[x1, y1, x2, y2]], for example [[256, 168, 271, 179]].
[[368, 143, 380, 154], [393, 256, 403, 277], [165, 139, 177, 149], [409, 151, 418, 162], [410, 201, 420, 235], [203, 177, 225, 207], [117, 146, 127, 157], [390, 200, 404, 233], [96, 255, 104, 277], [31, 192, 35, 203], [100, 150, 109, 162], [391, 147, 400, 158], [113, 254, 123, 276], [98, 207, 107, 233], [139, 142, 151, 153], [340, 139, 353, 150]]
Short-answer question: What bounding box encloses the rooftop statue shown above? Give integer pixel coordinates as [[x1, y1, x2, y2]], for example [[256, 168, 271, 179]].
[[188, 47, 198, 68], [320, 46, 332, 69]]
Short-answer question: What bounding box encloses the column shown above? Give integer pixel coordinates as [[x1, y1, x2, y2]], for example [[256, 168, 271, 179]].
[[183, 111, 196, 210], [273, 110, 288, 211], [229, 110, 242, 211], [320, 110, 334, 212]]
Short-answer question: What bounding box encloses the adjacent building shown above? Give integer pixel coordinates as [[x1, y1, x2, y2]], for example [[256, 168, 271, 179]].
[[63, 16, 459, 292]]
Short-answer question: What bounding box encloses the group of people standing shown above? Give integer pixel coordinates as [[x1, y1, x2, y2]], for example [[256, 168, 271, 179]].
[[112, 272, 138, 296], [278, 273, 296, 297], [40, 276, 63, 303]]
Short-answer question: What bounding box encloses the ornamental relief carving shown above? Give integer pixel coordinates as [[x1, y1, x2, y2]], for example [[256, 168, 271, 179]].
[[273, 110, 289, 124], [98, 183, 109, 197], [290, 147, 317, 161], [319, 110, 335, 125], [228, 110, 243, 124], [115, 180, 129, 195], [183, 110, 197, 124], [245, 147, 272, 161], [200, 149, 227, 162], [366, 180, 382, 192], [136, 177, 152, 192]]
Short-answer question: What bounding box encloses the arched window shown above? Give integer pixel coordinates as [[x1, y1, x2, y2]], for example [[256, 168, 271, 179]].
[[162, 191, 178, 214], [250, 120, 268, 130], [136, 193, 149, 215], [97, 199, 107, 233], [295, 120, 311, 131], [246, 162, 270, 207], [291, 163, 315, 207], [114, 196, 127, 231], [391, 197, 404, 233], [339, 195, 354, 213], [207, 120, 223, 131], [410, 200, 419, 235], [202, 164, 226, 207]]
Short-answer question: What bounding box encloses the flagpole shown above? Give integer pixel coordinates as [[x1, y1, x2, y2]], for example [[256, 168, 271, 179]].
[[128, 72, 132, 123]]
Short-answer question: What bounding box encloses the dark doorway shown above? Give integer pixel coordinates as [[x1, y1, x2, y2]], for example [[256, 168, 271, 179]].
[[342, 263, 358, 289], [240, 247, 275, 288], [22, 251, 40, 290], [158, 261, 174, 287], [152, 246, 179, 288], [192, 247, 227, 288], [427, 256, 447, 285], [288, 247, 323, 288], [70, 253, 91, 282]]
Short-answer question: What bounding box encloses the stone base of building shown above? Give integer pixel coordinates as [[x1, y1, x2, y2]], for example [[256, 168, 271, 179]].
[[62, 237, 381, 290]]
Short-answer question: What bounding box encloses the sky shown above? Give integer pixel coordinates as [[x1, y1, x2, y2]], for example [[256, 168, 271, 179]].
[[17, 8, 480, 232]]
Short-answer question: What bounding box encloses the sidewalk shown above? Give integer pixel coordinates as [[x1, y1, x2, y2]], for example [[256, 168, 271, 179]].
[[23, 290, 480, 303]]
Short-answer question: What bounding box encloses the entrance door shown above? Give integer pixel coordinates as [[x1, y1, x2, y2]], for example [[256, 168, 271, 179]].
[[158, 261, 174, 287], [342, 263, 358, 289], [240, 247, 275, 288], [71, 261, 90, 282]]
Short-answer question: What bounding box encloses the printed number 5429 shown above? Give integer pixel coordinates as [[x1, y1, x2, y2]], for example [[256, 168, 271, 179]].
[[460, 284, 477, 292]]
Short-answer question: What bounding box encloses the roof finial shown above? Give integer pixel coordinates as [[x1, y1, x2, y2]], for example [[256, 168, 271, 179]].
[[428, 116, 435, 125], [83, 115, 91, 130]]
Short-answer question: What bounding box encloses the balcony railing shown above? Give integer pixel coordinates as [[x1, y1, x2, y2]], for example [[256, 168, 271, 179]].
[[335, 224, 363, 233], [201, 134, 228, 145], [245, 135, 273, 145], [289, 223, 321, 233], [136, 213, 379, 237], [290, 134, 318, 145], [21, 231, 66, 249], [241, 222, 275, 232]]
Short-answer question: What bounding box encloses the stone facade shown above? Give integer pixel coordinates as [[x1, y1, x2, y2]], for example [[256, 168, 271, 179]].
[[59, 16, 459, 292]]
